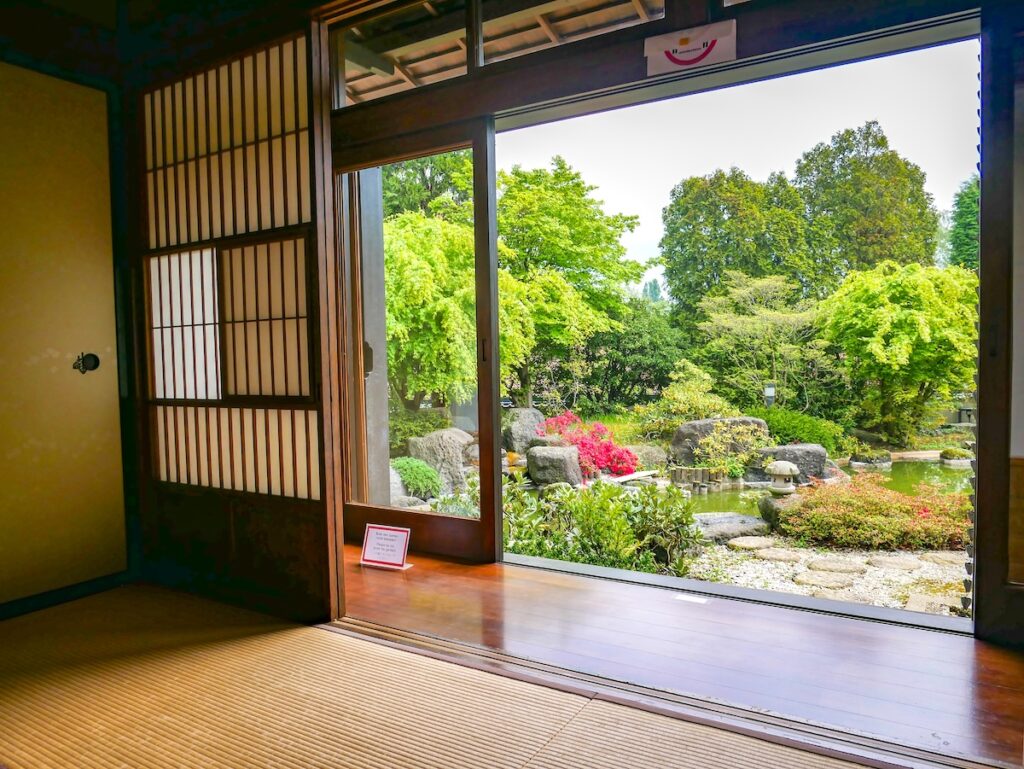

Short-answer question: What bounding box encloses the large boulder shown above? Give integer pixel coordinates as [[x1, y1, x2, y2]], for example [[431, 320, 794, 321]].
[[408, 427, 475, 494], [669, 417, 769, 465], [503, 407, 546, 453], [626, 444, 668, 470], [527, 445, 583, 487], [528, 434, 568, 449], [694, 512, 770, 543], [745, 443, 827, 484]]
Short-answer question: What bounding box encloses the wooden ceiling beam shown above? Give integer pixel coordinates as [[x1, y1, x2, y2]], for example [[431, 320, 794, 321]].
[[630, 0, 651, 21], [536, 14, 560, 43]]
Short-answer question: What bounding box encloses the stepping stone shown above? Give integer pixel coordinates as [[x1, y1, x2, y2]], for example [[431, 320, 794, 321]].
[[794, 571, 855, 589], [867, 556, 920, 571], [754, 548, 802, 563], [695, 513, 770, 543], [905, 593, 961, 614], [726, 536, 775, 551], [919, 552, 966, 566], [807, 558, 867, 574]]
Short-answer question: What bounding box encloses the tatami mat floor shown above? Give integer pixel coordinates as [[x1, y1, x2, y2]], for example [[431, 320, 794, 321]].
[[0, 586, 868, 768]]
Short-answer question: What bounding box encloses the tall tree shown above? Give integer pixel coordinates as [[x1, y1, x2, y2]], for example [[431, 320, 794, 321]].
[[642, 279, 664, 303], [820, 261, 978, 445], [381, 150, 472, 217], [794, 121, 939, 275], [696, 271, 845, 417], [581, 297, 688, 410], [659, 168, 813, 321], [949, 174, 980, 270], [496, 157, 642, 405]]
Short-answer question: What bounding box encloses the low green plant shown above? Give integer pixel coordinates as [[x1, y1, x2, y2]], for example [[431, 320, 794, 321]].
[[634, 359, 739, 440], [940, 447, 973, 460], [389, 406, 451, 456], [692, 420, 771, 476], [502, 478, 700, 576], [777, 473, 970, 550], [390, 457, 442, 499], [850, 443, 891, 463], [430, 473, 480, 518], [747, 407, 854, 457]]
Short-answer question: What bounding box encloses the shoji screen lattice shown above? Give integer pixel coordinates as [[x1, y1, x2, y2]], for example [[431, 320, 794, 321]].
[[143, 36, 320, 500]]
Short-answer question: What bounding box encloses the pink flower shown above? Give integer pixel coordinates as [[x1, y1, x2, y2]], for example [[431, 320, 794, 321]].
[[537, 410, 638, 477]]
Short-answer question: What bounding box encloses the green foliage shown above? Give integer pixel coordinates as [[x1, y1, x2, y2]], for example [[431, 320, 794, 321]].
[[430, 473, 481, 518], [642, 279, 664, 302], [660, 168, 814, 320], [820, 261, 978, 445], [388, 406, 451, 456], [633, 359, 740, 440], [940, 447, 973, 460], [747, 407, 851, 457], [390, 457, 442, 500], [580, 297, 689, 411], [696, 271, 847, 416], [850, 443, 891, 463], [949, 175, 979, 270], [495, 157, 643, 406], [382, 150, 472, 218], [794, 121, 939, 274], [384, 211, 534, 407], [777, 473, 971, 550], [692, 420, 772, 477], [502, 478, 699, 576]]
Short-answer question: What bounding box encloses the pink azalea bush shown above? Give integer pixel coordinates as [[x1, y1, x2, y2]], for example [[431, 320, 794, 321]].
[[537, 411, 638, 478]]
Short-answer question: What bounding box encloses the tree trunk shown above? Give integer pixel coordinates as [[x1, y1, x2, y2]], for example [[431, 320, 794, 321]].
[[518, 363, 533, 408]]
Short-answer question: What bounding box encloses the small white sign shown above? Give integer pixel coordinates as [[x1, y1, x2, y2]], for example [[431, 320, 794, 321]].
[[360, 524, 412, 570], [644, 20, 737, 77]]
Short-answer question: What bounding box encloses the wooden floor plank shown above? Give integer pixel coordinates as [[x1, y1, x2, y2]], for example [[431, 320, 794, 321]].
[[342, 545, 1024, 768]]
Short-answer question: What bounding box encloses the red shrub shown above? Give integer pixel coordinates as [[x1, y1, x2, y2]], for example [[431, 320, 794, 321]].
[[538, 411, 638, 478], [777, 472, 970, 550]]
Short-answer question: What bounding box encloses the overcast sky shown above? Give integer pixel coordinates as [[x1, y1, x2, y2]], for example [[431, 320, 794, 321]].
[[495, 39, 981, 286]]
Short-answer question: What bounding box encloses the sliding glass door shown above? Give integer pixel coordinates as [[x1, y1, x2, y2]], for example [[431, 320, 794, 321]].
[[337, 121, 500, 561]]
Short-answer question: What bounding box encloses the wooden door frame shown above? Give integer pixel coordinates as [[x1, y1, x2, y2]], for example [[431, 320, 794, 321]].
[[973, 4, 1024, 646], [334, 118, 501, 563]]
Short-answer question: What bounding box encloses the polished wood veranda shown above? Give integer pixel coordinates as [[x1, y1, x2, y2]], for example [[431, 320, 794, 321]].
[[342, 544, 1024, 768]]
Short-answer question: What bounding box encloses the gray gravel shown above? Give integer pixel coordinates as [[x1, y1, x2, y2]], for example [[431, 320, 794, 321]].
[[686, 537, 968, 615]]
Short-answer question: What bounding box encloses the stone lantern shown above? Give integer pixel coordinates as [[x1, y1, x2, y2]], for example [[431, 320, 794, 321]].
[[766, 459, 799, 496]]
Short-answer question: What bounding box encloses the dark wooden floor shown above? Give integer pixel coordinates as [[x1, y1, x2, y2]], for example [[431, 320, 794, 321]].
[[342, 544, 1024, 768]]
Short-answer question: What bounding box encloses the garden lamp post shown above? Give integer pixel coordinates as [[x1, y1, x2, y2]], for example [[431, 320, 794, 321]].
[[763, 382, 776, 407]]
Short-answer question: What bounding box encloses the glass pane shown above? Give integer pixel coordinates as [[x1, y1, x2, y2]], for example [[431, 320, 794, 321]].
[[497, 40, 979, 620], [483, 0, 665, 65], [330, 1, 468, 109], [347, 147, 481, 519]]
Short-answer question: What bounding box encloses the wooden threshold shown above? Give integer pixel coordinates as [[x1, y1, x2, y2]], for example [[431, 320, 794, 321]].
[[341, 543, 1024, 769]]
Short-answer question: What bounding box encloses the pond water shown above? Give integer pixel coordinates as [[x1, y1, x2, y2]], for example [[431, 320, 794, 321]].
[[687, 460, 973, 516]]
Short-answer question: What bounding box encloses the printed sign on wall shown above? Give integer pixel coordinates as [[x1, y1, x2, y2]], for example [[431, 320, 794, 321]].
[[360, 524, 412, 570], [644, 20, 737, 77]]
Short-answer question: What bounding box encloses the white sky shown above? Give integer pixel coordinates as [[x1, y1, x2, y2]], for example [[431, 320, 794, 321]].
[[495, 39, 981, 286]]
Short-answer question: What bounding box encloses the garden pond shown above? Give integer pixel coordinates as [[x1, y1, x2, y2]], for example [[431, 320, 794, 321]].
[[687, 460, 973, 516]]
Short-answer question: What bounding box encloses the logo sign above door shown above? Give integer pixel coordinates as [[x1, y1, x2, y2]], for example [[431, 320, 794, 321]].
[[644, 20, 737, 77]]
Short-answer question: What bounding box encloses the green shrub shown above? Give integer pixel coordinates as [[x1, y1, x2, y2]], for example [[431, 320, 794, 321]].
[[390, 457, 442, 499], [777, 473, 970, 550], [389, 407, 451, 456], [747, 407, 852, 457], [502, 478, 700, 576], [940, 447, 973, 460], [634, 359, 739, 440], [430, 473, 480, 518], [692, 420, 771, 477], [850, 444, 891, 463]]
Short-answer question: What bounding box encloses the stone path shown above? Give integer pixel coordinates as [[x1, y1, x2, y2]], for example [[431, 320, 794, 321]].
[[686, 534, 969, 616]]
